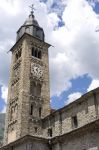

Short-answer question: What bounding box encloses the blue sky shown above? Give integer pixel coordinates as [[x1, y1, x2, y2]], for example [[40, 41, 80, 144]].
[[0, 86, 6, 111], [51, 74, 92, 109], [0, 0, 99, 112], [94, 2, 99, 14]]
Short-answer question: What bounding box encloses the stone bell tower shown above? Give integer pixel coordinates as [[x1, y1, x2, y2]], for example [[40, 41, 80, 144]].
[[4, 7, 51, 145]]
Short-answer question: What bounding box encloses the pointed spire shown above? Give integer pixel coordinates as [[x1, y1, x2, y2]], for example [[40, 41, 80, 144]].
[[16, 4, 45, 41]]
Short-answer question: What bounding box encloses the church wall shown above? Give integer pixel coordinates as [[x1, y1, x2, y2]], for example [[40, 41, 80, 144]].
[[62, 95, 96, 135], [13, 143, 27, 150], [52, 128, 99, 150], [42, 91, 99, 138], [1, 138, 49, 150], [54, 113, 61, 136], [13, 141, 49, 150], [28, 141, 49, 150], [29, 121, 42, 136]]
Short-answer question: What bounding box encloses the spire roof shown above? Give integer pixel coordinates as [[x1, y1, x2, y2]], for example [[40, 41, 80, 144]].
[[23, 4, 39, 27], [16, 5, 45, 41]]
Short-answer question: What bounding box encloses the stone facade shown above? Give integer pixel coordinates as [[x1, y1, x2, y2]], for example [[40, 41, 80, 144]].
[[52, 120, 99, 150], [1, 10, 99, 150], [42, 88, 99, 138], [1, 135, 49, 150], [3, 33, 51, 145]]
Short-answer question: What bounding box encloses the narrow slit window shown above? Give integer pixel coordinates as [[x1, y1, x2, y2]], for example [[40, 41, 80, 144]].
[[16, 53, 18, 60], [35, 49, 38, 58], [72, 115, 78, 128], [10, 107, 13, 121], [18, 51, 21, 58], [39, 107, 42, 118], [30, 104, 33, 115], [34, 127, 38, 133], [38, 51, 41, 59], [85, 100, 88, 114], [32, 47, 35, 57], [48, 128, 52, 137]]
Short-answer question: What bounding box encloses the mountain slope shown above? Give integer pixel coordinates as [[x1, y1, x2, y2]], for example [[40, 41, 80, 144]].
[[0, 113, 5, 147]]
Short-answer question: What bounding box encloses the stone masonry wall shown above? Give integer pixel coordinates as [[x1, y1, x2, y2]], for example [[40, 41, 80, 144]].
[[52, 124, 99, 150], [42, 88, 99, 138], [4, 34, 51, 145]]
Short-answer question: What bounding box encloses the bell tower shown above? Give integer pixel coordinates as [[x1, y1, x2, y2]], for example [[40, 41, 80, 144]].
[[4, 7, 51, 145]]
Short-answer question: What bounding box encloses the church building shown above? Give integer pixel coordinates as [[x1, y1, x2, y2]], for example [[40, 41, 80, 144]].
[[0, 7, 99, 150]]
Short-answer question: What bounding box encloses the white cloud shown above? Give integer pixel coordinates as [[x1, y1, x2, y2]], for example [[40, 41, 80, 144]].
[[48, 0, 99, 96], [47, 13, 60, 28], [0, 0, 99, 102], [46, 0, 65, 16], [87, 79, 99, 91], [1, 105, 6, 113], [0, 86, 8, 113], [66, 92, 82, 105], [50, 52, 72, 96], [0, 0, 20, 16], [1, 86, 8, 103]]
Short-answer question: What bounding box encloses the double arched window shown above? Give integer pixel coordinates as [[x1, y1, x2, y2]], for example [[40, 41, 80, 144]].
[[32, 47, 42, 59], [30, 104, 42, 118], [30, 81, 41, 97], [15, 49, 22, 61], [10, 104, 18, 121]]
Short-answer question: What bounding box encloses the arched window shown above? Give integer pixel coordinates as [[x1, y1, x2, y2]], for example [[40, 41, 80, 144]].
[[15, 50, 21, 62], [14, 104, 18, 119], [31, 81, 37, 96], [30, 82, 41, 97], [16, 53, 18, 60], [18, 50, 21, 58], [37, 84, 41, 96], [10, 107, 14, 121], [38, 51, 41, 59], [10, 107, 13, 121], [31, 47, 41, 59]]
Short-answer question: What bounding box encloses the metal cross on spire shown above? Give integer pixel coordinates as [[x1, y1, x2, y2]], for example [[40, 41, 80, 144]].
[[29, 4, 35, 15]]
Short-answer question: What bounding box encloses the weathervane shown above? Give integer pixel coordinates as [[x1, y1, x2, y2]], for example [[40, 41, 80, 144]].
[[29, 4, 36, 15]]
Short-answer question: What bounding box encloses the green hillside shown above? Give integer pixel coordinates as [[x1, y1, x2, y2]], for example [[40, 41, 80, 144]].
[[0, 113, 5, 147]]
